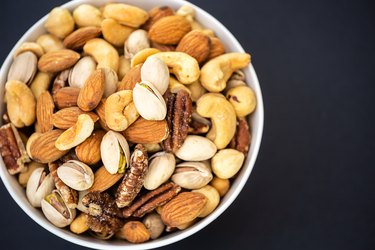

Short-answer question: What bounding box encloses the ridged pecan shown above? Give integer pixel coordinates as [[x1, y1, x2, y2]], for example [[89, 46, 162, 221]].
[[116, 144, 148, 208], [230, 118, 251, 154], [163, 90, 192, 152]]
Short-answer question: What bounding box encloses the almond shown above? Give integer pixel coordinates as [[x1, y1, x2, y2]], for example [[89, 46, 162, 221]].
[[88, 166, 124, 192], [116, 221, 150, 243], [52, 107, 99, 129], [118, 64, 142, 91], [208, 37, 225, 59], [94, 98, 110, 131], [150, 42, 176, 52], [75, 130, 105, 165], [29, 129, 69, 163], [176, 30, 211, 64], [38, 49, 80, 73], [77, 68, 105, 111], [63, 26, 102, 50], [36, 91, 55, 133], [142, 6, 175, 31], [123, 117, 168, 144], [53, 87, 80, 109], [161, 192, 207, 227], [148, 15, 192, 45]]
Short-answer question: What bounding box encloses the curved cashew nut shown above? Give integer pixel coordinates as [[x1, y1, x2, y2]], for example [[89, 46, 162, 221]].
[[200, 53, 250, 92], [151, 52, 200, 84], [196, 93, 236, 149], [105, 90, 139, 131], [83, 38, 119, 72]]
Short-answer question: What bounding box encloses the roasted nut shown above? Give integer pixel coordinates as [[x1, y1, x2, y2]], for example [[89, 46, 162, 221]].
[[83, 38, 119, 72], [102, 67, 119, 97], [226, 85, 257, 117], [75, 130, 105, 165], [0, 123, 30, 174], [176, 30, 211, 64], [19, 162, 45, 187], [36, 34, 64, 53], [168, 77, 191, 94], [5, 80, 36, 128], [116, 144, 148, 208], [29, 130, 68, 163], [210, 177, 230, 197], [142, 6, 175, 31], [94, 99, 110, 131], [117, 221, 150, 243], [176, 5, 195, 21], [102, 3, 149, 28], [149, 15, 192, 45], [70, 213, 89, 234], [102, 18, 134, 47], [131, 48, 160, 68], [52, 69, 69, 96], [55, 114, 95, 151], [63, 26, 102, 50], [123, 118, 169, 144], [124, 29, 150, 59], [172, 161, 213, 190], [118, 56, 131, 80], [77, 190, 89, 213], [230, 118, 251, 154], [38, 49, 80, 73], [44, 8, 75, 39], [68, 56, 96, 89], [89, 166, 124, 192], [188, 112, 211, 135], [57, 160, 94, 191], [73, 4, 103, 27], [142, 213, 165, 239], [7, 52, 37, 84], [118, 64, 141, 91], [30, 72, 53, 99], [208, 37, 225, 59], [193, 185, 220, 217], [53, 87, 80, 109], [187, 80, 207, 102], [100, 131, 130, 175], [26, 167, 55, 207], [224, 70, 247, 93], [77, 68, 105, 111], [175, 135, 217, 161], [14, 42, 44, 58], [211, 149, 245, 179], [143, 143, 162, 153], [140, 56, 169, 95], [151, 42, 176, 52], [144, 152, 175, 190], [52, 107, 98, 130], [196, 93, 237, 149], [36, 91, 54, 133], [41, 190, 76, 227], [200, 53, 250, 92]]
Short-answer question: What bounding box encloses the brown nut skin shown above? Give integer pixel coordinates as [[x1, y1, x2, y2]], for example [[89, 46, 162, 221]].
[[116, 221, 150, 243], [142, 6, 175, 31], [75, 130, 105, 165], [38, 49, 80, 73], [63, 26, 102, 50], [176, 30, 211, 64], [77, 68, 105, 111], [149, 15, 192, 45]]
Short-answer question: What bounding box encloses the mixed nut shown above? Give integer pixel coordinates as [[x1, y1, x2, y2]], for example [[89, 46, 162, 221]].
[[0, 2, 257, 244]]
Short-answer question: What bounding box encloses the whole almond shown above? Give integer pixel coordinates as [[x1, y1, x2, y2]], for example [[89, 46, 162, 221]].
[[52, 107, 99, 129], [142, 6, 175, 31], [208, 37, 225, 59], [148, 15, 192, 45], [88, 166, 124, 192], [176, 30, 211, 64], [36, 91, 55, 133], [53, 87, 80, 109], [29, 130, 69, 163], [63, 26, 102, 50], [77, 69, 105, 111], [161, 192, 207, 227], [38, 49, 80, 73], [75, 130, 105, 165], [123, 117, 169, 144], [118, 64, 142, 91], [116, 221, 150, 243]]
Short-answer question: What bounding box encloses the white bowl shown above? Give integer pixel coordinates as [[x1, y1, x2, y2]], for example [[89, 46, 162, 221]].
[[0, 0, 264, 249]]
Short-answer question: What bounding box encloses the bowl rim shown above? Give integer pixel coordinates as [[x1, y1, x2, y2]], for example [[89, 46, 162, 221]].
[[0, 0, 264, 249]]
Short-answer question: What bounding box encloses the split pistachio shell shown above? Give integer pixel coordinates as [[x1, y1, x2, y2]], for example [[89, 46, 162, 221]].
[[77, 190, 89, 213], [144, 152, 175, 190], [26, 167, 55, 207], [172, 161, 213, 190], [100, 131, 130, 174], [175, 135, 217, 161], [142, 213, 165, 240], [124, 29, 150, 59], [211, 149, 245, 179], [193, 185, 220, 217], [41, 190, 76, 228], [7, 52, 37, 84], [69, 56, 97, 89], [141, 56, 169, 95], [57, 160, 94, 191], [102, 67, 119, 97], [133, 81, 166, 120]]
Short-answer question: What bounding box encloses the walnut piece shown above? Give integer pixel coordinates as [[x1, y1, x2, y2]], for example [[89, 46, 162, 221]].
[[230, 118, 251, 154]]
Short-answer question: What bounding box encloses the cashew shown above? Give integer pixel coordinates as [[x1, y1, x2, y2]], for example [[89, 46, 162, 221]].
[[36, 34, 64, 53], [226, 85, 257, 117], [200, 53, 250, 92], [131, 48, 160, 68], [5, 80, 36, 128], [151, 52, 200, 84], [73, 4, 103, 27], [101, 18, 134, 47], [196, 93, 236, 149], [102, 3, 149, 28], [210, 177, 230, 197], [187, 80, 206, 102], [55, 114, 94, 151], [44, 8, 75, 39], [30, 72, 53, 99], [169, 77, 191, 95], [105, 90, 139, 131], [193, 185, 220, 217], [83, 38, 119, 72], [14, 42, 44, 58], [118, 56, 131, 80]]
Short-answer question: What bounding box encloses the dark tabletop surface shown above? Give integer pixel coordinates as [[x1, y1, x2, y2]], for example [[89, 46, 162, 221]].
[[1, 0, 374, 249]]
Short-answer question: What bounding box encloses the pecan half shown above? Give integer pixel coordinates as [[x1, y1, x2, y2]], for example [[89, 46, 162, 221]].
[[0, 123, 30, 174], [82, 192, 123, 235], [163, 90, 192, 152], [116, 144, 148, 208], [122, 182, 181, 218], [230, 118, 251, 154], [48, 161, 78, 209]]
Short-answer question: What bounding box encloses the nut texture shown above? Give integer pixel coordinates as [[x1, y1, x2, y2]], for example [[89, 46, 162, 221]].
[[38, 49, 80, 73], [29, 130, 68, 163], [36, 91, 54, 133], [63, 26, 102, 50], [117, 221, 150, 243], [77, 68, 105, 111], [123, 118, 169, 144], [75, 130, 105, 165], [176, 30, 211, 63], [211, 149, 245, 179], [53, 87, 80, 109], [52, 107, 99, 130], [230, 118, 251, 154], [44, 8, 75, 38], [149, 15, 192, 45]]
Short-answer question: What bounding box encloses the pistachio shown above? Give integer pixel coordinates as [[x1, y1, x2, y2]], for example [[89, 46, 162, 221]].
[[144, 152, 175, 190], [19, 162, 45, 187], [69, 56, 97, 89], [211, 149, 245, 179], [41, 190, 76, 227], [102, 67, 119, 97], [175, 135, 217, 161], [192, 185, 220, 217], [7, 52, 37, 84], [57, 160, 94, 191], [26, 167, 55, 207], [142, 213, 165, 240], [100, 131, 130, 174], [141, 56, 169, 95], [77, 190, 89, 213], [124, 29, 150, 59], [133, 81, 167, 121], [172, 161, 213, 190]]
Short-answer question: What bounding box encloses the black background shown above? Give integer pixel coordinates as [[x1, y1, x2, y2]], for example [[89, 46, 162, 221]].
[[1, 0, 374, 249]]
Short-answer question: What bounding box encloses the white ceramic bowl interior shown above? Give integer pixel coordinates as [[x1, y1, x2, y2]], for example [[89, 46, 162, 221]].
[[0, 0, 264, 249]]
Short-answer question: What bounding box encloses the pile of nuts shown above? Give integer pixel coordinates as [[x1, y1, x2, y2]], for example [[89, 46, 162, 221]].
[[0, 2, 257, 243]]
